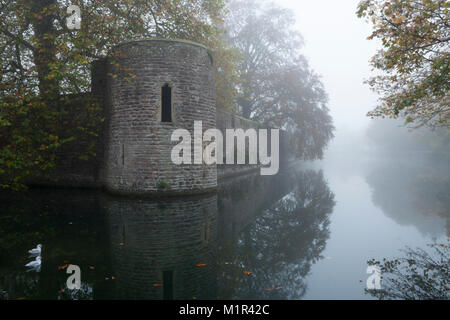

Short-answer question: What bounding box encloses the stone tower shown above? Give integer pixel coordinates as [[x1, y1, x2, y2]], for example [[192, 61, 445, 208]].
[[99, 39, 217, 196]]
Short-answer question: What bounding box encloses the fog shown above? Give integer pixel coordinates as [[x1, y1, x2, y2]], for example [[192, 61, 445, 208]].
[[270, 1, 449, 299], [275, 0, 380, 133], [274, 0, 449, 162]]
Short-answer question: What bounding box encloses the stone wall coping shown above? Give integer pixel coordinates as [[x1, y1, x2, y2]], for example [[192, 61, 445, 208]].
[[113, 38, 209, 51], [111, 38, 213, 65]]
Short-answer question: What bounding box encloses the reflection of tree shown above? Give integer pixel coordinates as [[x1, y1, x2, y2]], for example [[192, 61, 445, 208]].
[[217, 171, 295, 243], [366, 160, 450, 237], [218, 170, 335, 299], [366, 242, 449, 300], [0, 170, 335, 300]]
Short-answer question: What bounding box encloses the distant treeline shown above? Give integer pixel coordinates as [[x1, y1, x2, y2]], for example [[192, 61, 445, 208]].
[[366, 119, 450, 158]]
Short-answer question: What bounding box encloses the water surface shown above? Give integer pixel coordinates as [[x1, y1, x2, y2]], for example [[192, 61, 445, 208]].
[[0, 157, 448, 300]]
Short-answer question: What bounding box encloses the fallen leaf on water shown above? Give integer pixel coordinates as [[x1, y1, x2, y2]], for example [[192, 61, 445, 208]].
[[196, 263, 206, 267], [266, 286, 283, 291], [16, 297, 25, 300], [119, 243, 125, 246], [111, 276, 116, 280], [153, 283, 162, 287], [244, 271, 252, 276]]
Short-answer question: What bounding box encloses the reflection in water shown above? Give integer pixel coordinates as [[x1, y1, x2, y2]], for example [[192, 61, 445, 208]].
[[365, 159, 450, 237], [0, 168, 335, 300], [366, 242, 449, 300], [0, 191, 109, 300], [217, 171, 297, 244], [218, 170, 335, 300], [363, 157, 449, 300], [104, 194, 218, 300]]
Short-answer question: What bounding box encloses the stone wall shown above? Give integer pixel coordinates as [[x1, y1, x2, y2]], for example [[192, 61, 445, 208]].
[[21, 39, 291, 194], [102, 39, 217, 196], [216, 110, 290, 179]]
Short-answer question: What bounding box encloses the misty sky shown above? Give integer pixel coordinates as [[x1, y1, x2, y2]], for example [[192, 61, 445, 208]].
[[275, 0, 381, 132]]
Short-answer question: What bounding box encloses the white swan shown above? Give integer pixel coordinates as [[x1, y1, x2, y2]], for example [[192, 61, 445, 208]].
[[28, 244, 42, 256], [25, 256, 41, 272]]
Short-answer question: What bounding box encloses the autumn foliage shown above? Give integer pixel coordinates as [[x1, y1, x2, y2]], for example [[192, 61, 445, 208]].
[[0, 0, 232, 190], [1, 0, 336, 190], [358, 0, 449, 128]]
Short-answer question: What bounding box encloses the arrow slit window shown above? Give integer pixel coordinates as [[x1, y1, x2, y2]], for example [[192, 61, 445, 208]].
[[161, 84, 172, 123]]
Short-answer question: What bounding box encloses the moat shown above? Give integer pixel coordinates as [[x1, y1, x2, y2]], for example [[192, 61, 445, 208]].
[[1, 155, 448, 300]]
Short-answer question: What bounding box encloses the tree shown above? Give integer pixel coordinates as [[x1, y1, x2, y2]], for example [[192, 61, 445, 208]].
[[224, 0, 334, 159], [0, 0, 231, 190], [357, 0, 450, 128]]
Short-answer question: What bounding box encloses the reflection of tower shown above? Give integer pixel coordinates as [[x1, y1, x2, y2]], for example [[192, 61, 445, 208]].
[[103, 194, 218, 300]]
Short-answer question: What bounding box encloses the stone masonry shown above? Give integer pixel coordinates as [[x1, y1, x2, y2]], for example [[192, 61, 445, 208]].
[[21, 38, 290, 195], [101, 39, 217, 196]]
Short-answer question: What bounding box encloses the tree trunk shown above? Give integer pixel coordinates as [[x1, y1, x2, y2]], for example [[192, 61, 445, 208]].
[[237, 97, 252, 119], [30, 0, 59, 99]]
